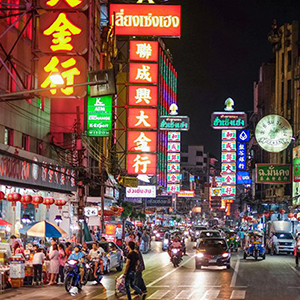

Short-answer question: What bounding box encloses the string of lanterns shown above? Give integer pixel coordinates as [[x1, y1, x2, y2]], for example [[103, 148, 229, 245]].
[[1, 192, 67, 211]]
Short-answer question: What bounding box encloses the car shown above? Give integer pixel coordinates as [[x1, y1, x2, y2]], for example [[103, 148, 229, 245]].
[[190, 226, 207, 241], [198, 230, 222, 239], [98, 241, 124, 273], [195, 237, 231, 270], [155, 229, 167, 241]]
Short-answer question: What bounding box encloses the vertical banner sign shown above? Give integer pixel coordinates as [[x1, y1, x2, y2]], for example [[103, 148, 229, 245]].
[[37, 2, 89, 98], [167, 131, 180, 193], [87, 95, 113, 137]]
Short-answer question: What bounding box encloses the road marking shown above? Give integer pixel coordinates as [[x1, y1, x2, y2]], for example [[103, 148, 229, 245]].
[[147, 255, 195, 287], [148, 290, 171, 299], [200, 289, 220, 299], [92, 290, 116, 299], [150, 285, 170, 288], [230, 257, 240, 288], [178, 285, 221, 288], [174, 290, 195, 299], [230, 290, 246, 299]]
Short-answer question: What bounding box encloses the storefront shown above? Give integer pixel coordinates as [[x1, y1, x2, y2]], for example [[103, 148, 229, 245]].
[[0, 144, 76, 237]]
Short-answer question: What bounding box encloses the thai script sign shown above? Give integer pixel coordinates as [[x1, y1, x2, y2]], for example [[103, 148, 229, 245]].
[[178, 190, 195, 198], [146, 196, 172, 207], [126, 185, 156, 198], [159, 116, 190, 131], [110, 4, 181, 37], [237, 171, 252, 185], [256, 164, 291, 184], [211, 112, 247, 129]]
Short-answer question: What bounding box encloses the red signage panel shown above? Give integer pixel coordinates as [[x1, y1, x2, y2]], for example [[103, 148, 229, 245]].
[[128, 85, 158, 107], [127, 154, 157, 175], [39, 0, 88, 10], [130, 40, 159, 62], [38, 12, 88, 55], [38, 55, 87, 98], [129, 63, 158, 84], [110, 4, 181, 37], [128, 108, 157, 129], [128, 131, 157, 153]]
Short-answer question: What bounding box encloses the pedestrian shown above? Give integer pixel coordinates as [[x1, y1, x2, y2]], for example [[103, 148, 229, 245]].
[[32, 246, 45, 285], [123, 241, 145, 300], [239, 229, 245, 248], [48, 243, 59, 285], [135, 244, 147, 294], [65, 242, 72, 259], [58, 244, 66, 283], [141, 230, 149, 253], [295, 237, 300, 267]]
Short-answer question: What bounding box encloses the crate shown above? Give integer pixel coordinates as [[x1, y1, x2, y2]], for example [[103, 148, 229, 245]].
[[10, 278, 24, 288]]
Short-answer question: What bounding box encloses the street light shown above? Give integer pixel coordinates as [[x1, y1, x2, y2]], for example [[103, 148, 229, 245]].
[[54, 215, 62, 226], [21, 214, 31, 224]]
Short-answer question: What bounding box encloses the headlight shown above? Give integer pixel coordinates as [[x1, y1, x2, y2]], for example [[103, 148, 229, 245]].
[[195, 231, 200, 235], [153, 230, 158, 234], [172, 249, 179, 254], [68, 260, 78, 265], [222, 252, 229, 258], [196, 253, 204, 258], [184, 231, 189, 235], [156, 233, 160, 237], [164, 239, 169, 244]]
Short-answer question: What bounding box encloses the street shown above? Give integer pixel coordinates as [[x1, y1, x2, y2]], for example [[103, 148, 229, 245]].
[[1, 241, 300, 300]]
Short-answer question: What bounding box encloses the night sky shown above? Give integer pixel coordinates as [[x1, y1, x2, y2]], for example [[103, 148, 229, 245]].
[[165, 0, 300, 157]]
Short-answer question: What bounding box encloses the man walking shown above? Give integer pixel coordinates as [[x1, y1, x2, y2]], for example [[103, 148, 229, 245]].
[[124, 241, 145, 300]]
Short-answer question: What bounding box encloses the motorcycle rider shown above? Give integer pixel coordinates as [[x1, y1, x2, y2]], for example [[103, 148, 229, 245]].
[[168, 236, 183, 258], [88, 242, 104, 278], [68, 244, 85, 284]]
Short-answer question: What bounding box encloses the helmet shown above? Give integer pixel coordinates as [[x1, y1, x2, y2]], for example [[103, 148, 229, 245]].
[[74, 244, 82, 250]]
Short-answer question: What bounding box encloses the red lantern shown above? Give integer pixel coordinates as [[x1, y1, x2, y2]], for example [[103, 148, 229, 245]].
[[297, 217, 300, 222], [279, 209, 285, 215], [295, 214, 298, 218], [7, 192, 21, 211], [55, 199, 66, 210], [288, 213, 294, 219], [0, 191, 5, 200], [32, 195, 43, 210], [43, 197, 55, 210], [21, 195, 32, 209]]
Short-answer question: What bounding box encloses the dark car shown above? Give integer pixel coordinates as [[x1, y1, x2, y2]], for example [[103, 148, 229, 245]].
[[98, 241, 124, 273], [190, 226, 207, 241], [195, 238, 231, 270]]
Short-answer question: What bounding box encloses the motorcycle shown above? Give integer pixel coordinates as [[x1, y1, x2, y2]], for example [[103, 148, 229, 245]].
[[85, 260, 103, 284], [171, 248, 182, 267], [64, 260, 84, 295]]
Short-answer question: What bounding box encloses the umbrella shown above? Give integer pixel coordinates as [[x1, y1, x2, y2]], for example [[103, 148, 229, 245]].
[[19, 222, 38, 235], [0, 219, 12, 226], [26, 221, 67, 238]]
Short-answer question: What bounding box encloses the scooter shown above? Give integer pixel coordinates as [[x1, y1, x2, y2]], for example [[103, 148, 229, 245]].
[[85, 260, 103, 284], [171, 248, 182, 267], [64, 259, 84, 295]]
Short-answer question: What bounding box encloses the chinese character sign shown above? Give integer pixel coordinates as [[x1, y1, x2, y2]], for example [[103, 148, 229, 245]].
[[168, 132, 181, 142], [221, 152, 236, 163], [222, 163, 236, 174], [221, 141, 236, 152], [130, 40, 159, 62], [237, 142, 247, 170], [167, 142, 180, 152], [167, 163, 180, 173], [127, 131, 157, 152], [128, 85, 158, 106], [127, 154, 157, 175], [167, 153, 180, 163], [129, 63, 158, 84], [127, 108, 157, 129], [39, 0, 88, 10], [39, 12, 88, 54], [38, 55, 87, 97], [222, 130, 236, 140], [110, 4, 181, 37]]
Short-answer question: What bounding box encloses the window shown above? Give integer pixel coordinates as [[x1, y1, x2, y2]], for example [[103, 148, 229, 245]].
[[204, 157, 207, 163], [4, 128, 14, 146], [22, 134, 30, 151], [36, 140, 43, 155], [281, 82, 284, 108], [288, 51, 292, 72], [287, 80, 292, 104], [196, 162, 203, 166], [181, 157, 188, 163], [196, 151, 203, 156]]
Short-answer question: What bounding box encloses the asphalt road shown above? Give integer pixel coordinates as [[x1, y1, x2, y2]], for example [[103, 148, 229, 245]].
[[1, 240, 300, 300]]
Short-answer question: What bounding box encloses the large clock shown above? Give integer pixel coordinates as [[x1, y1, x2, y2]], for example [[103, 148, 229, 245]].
[[255, 115, 293, 153]]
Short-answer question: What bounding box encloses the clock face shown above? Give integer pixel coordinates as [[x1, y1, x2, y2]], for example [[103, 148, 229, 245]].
[[255, 115, 293, 153]]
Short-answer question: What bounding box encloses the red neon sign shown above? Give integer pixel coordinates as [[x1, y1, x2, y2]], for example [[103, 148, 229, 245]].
[[130, 40, 159, 62], [39, 12, 88, 55], [129, 63, 158, 84], [127, 154, 157, 175], [127, 108, 157, 129], [110, 4, 181, 37], [39, 0, 88, 10], [128, 85, 158, 107], [127, 131, 157, 153]]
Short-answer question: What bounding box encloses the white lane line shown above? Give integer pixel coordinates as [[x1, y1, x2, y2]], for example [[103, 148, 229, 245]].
[[174, 290, 195, 299], [230, 290, 246, 299], [150, 286, 170, 288], [147, 290, 171, 299], [147, 255, 195, 287], [230, 257, 240, 288], [178, 285, 221, 288], [91, 290, 116, 299], [200, 289, 220, 300]]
